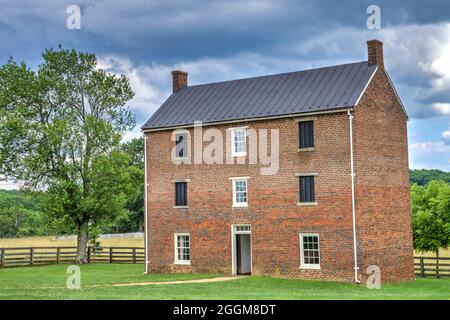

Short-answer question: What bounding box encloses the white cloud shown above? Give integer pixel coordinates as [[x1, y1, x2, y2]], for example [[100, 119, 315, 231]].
[[411, 141, 450, 152], [122, 129, 143, 142], [97, 56, 170, 117], [421, 26, 450, 80], [442, 127, 450, 141], [432, 103, 450, 116], [409, 141, 450, 170]]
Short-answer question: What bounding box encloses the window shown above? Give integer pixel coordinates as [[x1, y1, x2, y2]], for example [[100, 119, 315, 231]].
[[175, 182, 187, 206], [174, 233, 190, 264], [299, 176, 315, 203], [231, 177, 248, 207], [231, 128, 247, 156], [235, 225, 251, 233], [175, 133, 188, 158], [299, 120, 314, 149], [300, 233, 320, 269]]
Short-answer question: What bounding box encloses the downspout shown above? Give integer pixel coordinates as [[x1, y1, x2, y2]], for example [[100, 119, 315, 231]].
[[348, 110, 360, 283], [143, 134, 149, 274]]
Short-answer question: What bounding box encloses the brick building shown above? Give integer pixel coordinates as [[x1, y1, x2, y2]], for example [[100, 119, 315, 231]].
[[141, 40, 415, 283]]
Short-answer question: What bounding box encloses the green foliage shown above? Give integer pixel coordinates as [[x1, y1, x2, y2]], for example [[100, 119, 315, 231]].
[[121, 136, 144, 169], [0, 190, 46, 237], [40, 151, 134, 233], [0, 138, 144, 237], [119, 137, 144, 233], [411, 180, 450, 254], [410, 169, 450, 186], [0, 47, 135, 260], [88, 225, 102, 251]]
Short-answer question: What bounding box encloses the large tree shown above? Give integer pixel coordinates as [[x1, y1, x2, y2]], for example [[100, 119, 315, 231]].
[[0, 47, 135, 263]]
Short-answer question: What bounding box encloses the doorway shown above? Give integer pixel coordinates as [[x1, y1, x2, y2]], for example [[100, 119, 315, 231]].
[[232, 225, 252, 275]]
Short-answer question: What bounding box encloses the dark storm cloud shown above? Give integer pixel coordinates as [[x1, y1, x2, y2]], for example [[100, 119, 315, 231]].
[[1, 0, 448, 62]]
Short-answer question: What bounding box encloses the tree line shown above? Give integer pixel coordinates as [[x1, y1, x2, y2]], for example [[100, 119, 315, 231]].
[[410, 169, 450, 185]]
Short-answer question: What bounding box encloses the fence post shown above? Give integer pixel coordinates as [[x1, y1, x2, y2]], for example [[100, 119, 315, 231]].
[[132, 248, 136, 264], [0, 249, 4, 268], [29, 248, 34, 266], [436, 252, 440, 279], [87, 247, 91, 264], [109, 248, 113, 263], [56, 247, 60, 264], [420, 257, 425, 278]]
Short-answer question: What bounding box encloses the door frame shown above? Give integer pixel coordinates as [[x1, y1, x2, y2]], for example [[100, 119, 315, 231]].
[[231, 224, 252, 275]]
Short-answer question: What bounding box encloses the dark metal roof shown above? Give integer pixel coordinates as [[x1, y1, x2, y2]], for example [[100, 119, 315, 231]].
[[142, 61, 376, 130]]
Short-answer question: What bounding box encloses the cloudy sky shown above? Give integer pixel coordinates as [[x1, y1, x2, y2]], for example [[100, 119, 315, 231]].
[[0, 0, 449, 190]]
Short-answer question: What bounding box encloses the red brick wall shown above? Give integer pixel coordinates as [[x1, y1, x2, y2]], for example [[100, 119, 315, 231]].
[[144, 68, 414, 283], [353, 69, 415, 283]]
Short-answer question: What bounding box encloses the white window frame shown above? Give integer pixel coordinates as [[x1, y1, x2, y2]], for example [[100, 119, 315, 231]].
[[230, 127, 247, 157], [230, 177, 249, 208], [299, 233, 320, 270], [174, 233, 190, 265]]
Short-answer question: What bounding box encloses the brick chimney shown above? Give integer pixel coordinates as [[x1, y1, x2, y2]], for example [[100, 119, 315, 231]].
[[367, 39, 384, 69], [171, 70, 188, 93]]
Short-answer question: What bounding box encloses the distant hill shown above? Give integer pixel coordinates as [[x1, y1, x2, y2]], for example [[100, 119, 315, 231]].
[[410, 169, 450, 186]]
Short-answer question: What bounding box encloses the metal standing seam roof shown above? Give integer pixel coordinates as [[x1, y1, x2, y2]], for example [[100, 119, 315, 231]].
[[142, 61, 377, 130]]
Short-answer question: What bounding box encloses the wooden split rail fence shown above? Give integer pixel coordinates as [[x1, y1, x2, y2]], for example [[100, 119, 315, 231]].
[[0, 246, 145, 268], [414, 256, 450, 278], [0, 250, 448, 277]]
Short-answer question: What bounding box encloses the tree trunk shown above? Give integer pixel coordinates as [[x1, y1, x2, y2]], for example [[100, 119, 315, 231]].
[[436, 249, 440, 278], [75, 220, 89, 264]]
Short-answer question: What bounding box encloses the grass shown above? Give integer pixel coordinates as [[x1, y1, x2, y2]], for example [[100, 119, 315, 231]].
[[0, 264, 448, 300], [0, 236, 144, 248]]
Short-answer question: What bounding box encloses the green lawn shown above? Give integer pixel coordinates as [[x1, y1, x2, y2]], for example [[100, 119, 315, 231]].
[[0, 264, 448, 300]]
